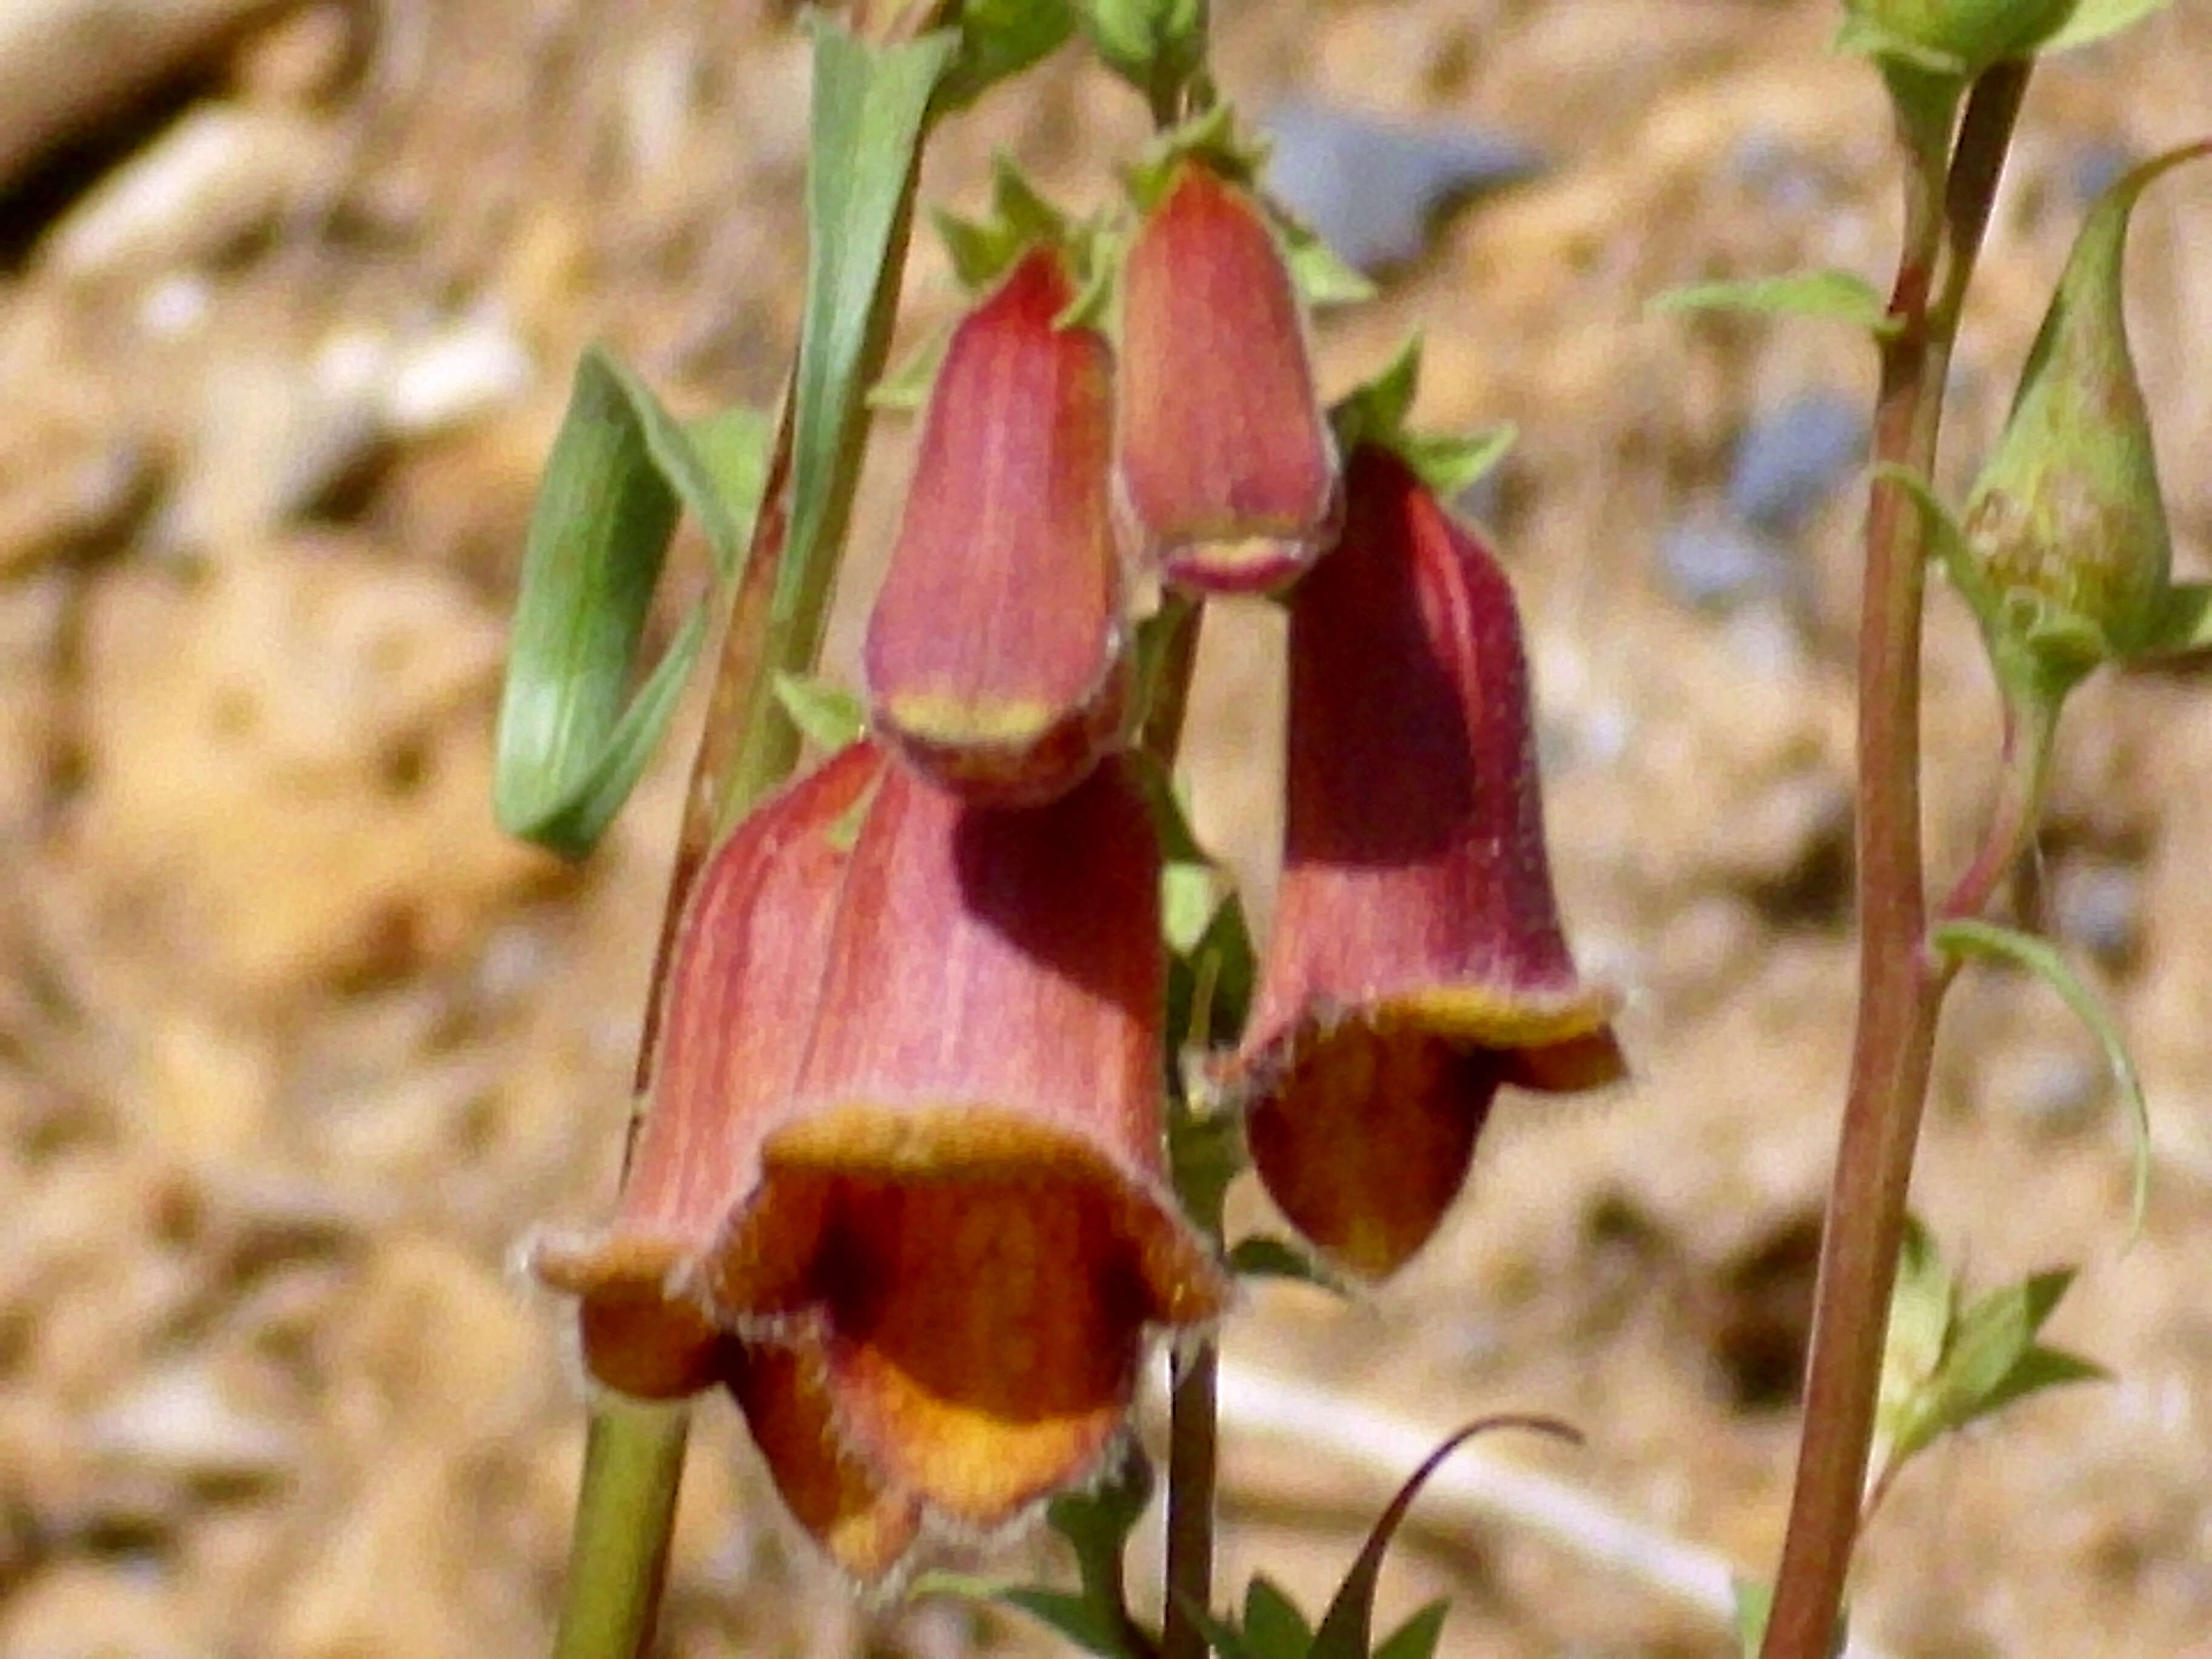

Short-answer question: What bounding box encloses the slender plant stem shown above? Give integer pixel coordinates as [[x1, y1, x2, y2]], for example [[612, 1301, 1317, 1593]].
[[1759, 62, 2031, 1659], [549, 65, 931, 1659], [1162, 1342, 1221, 1659]]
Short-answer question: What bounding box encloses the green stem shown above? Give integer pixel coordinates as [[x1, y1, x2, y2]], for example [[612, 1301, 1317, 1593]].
[[1759, 60, 2029, 1659], [550, 50, 933, 1659]]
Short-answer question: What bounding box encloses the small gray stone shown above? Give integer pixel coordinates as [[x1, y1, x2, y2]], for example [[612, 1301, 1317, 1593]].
[[1656, 508, 1791, 611], [1727, 391, 1866, 534], [1261, 99, 1544, 273]]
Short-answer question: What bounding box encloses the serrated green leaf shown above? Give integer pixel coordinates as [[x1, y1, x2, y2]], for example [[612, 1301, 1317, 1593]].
[[770, 671, 866, 752], [1369, 1601, 1448, 1659], [2045, 0, 2175, 51], [1227, 1234, 1345, 1295], [1241, 1575, 1314, 1659], [1648, 270, 1900, 337], [494, 348, 689, 857], [1932, 918, 2151, 1232], [934, 0, 1076, 112], [1310, 1417, 1577, 1659]]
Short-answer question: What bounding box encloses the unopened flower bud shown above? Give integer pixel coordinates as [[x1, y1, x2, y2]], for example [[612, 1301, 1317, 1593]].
[[865, 246, 1129, 804], [1116, 159, 1340, 593], [1961, 142, 2208, 686]]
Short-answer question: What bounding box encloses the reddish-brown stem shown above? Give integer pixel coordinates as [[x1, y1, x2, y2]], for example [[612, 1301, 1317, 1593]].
[[1760, 61, 2029, 1659]]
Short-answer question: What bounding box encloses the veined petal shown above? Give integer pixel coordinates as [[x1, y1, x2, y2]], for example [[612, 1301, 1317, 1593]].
[[865, 247, 1128, 803], [1228, 444, 1623, 1279], [711, 759, 1228, 1529], [1117, 161, 1340, 594]]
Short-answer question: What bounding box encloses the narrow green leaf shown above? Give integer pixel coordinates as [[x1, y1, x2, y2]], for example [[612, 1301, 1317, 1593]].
[[1932, 918, 2151, 1232], [1369, 1601, 1449, 1659], [1972, 1342, 2110, 1417], [2045, 0, 2176, 52], [1647, 270, 1900, 337], [1310, 1417, 1578, 1659], [1241, 1575, 1315, 1659], [678, 402, 775, 579], [769, 671, 866, 752], [494, 347, 686, 857], [786, 23, 958, 631]]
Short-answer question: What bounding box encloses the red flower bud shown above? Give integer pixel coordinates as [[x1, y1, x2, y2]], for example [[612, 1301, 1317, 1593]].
[[1225, 445, 1623, 1280], [865, 246, 1129, 804], [1116, 161, 1341, 593], [531, 744, 923, 1578], [709, 756, 1228, 1532]]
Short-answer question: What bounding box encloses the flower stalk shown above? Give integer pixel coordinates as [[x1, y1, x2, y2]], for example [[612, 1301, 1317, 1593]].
[[1759, 59, 2031, 1659]]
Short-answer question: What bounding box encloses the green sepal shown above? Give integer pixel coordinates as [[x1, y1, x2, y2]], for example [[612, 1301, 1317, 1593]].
[[493, 349, 770, 857], [769, 671, 866, 752], [933, 0, 1077, 113], [1933, 917, 2151, 1232], [1647, 269, 1900, 338], [1329, 339, 1518, 500], [1081, 0, 1207, 115], [2045, 0, 2176, 52], [1278, 216, 1379, 309], [1125, 103, 1267, 209]]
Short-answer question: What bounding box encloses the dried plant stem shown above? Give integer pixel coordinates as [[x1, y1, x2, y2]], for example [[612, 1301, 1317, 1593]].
[[1760, 61, 2031, 1659]]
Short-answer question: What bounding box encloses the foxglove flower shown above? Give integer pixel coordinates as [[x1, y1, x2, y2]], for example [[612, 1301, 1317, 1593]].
[[531, 744, 924, 1579], [865, 246, 1128, 804], [1116, 159, 1341, 592], [1225, 444, 1623, 1281], [710, 756, 1229, 1532]]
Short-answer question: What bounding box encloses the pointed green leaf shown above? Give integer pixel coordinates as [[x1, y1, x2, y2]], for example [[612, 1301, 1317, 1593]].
[[1309, 1416, 1578, 1659], [1227, 1234, 1346, 1295], [495, 348, 691, 857], [769, 671, 866, 752], [1931, 1269, 2105, 1438], [1369, 1601, 1448, 1659], [1241, 1575, 1315, 1659], [935, 0, 1077, 112], [1933, 918, 2151, 1232], [2045, 0, 2176, 51], [1647, 270, 1900, 338]]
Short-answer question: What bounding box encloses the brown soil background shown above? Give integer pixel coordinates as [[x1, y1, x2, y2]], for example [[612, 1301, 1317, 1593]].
[[4, 3, 2211, 1656]]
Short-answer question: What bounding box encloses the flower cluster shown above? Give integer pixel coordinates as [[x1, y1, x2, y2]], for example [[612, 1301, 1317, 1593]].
[[534, 149, 1620, 1578]]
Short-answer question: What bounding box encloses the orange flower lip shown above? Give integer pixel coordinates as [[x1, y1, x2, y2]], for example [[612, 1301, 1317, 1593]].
[[1116, 160, 1341, 595], [710, 758, 1228, 1531], [1223, 444, 1624, 1280], [864, 245, 1128, 805]]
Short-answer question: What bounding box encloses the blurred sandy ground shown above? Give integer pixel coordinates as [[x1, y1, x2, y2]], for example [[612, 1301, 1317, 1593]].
[[2, 2, 2211, 1655]]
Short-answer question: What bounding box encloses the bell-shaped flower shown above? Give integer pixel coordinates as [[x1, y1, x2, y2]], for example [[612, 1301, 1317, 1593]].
[[530, 743, 924, 1579], [1225, 443, 1624, 1281], [1116, 159, 1341, 593], [864, 245, 1128, 805], [708, 755, 1228, 1534]]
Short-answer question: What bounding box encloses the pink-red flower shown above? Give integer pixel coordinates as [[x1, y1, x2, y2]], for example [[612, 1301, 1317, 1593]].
[[710, 753, 1229, 1533], [1116, 159, 1341, 593], [1224, 444, 1624, 1281], [864, 245, 1128, 805]]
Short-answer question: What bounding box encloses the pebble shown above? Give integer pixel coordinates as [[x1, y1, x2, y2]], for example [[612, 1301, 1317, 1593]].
[[1261, 99, 1544, 272], [1726, 390, 1866, 534]]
